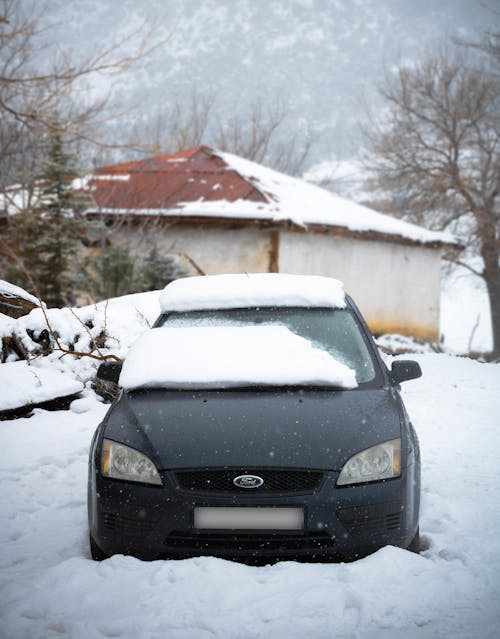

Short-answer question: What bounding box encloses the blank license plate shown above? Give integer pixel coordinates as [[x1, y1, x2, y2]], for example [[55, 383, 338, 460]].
[[194, 507, 304, 530]]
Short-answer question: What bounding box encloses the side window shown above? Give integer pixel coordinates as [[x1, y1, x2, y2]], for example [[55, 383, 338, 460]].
[[328, 313, 376, 383]]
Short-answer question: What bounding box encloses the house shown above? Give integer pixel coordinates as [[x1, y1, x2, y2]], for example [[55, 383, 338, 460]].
[[78, 145, 456, 340]]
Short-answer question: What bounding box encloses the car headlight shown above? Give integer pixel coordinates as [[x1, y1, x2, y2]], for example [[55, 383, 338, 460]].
[[101, 439, 162, 485], [337, 438, 401, 486]]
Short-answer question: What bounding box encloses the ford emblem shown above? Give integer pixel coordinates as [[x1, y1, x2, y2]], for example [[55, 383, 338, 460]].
[[233, 474, 264, 489]]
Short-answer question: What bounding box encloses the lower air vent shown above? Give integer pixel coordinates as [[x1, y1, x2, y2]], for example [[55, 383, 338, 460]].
[[337, 502, 402, 536], [103, 512, 157, 536], [164, 531, 335, 554]]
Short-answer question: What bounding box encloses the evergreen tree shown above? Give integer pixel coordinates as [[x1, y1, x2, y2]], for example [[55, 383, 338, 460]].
[[87, 247, 139, 301], [36, 131, 82, 306], [81, 243, 189, 302], [139, 244, 188, 291], [2, 129, 82, 307]]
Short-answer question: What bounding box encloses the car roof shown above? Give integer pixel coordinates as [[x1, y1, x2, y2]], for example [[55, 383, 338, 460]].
[[159, 273, 346, 313]]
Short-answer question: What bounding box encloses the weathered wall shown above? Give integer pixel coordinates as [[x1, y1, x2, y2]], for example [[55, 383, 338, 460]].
[[118, 223, 274, 275], [115, 221, 441, 340], [279, 230, 441, 340]]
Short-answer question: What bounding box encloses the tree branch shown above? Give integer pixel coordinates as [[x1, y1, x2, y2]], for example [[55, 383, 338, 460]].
[[443, 254, 484, 278]]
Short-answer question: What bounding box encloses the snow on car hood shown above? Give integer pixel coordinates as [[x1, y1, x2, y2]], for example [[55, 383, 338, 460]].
[[119, 325, 357, 390], [159, 273, 346, 312]]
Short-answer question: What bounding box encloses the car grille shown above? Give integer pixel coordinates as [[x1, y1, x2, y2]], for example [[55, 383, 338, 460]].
[[102, 512, 158, 536], [336, 502, 402, 536], [173, 468, 325, 494], [164, 531, 335, 554]]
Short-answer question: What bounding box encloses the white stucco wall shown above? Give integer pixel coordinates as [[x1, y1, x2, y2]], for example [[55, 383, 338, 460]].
[[119, 224, 274, 275], [115, 222, 442, 339], [279, 231, 442, 340]]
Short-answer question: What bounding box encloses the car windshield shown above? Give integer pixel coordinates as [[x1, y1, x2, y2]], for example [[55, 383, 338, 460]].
[[158, 307, 377, 384]]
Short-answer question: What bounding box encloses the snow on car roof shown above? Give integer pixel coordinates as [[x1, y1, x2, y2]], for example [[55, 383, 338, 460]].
[[120, 325, 357, 391], [159, 273, 346, 313]]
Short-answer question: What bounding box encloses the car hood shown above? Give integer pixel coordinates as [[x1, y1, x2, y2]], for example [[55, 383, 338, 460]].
[[103, 387, 403, 471]]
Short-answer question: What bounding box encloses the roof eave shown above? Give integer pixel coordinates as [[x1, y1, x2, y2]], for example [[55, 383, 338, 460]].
[[84, 209, 460, 250]]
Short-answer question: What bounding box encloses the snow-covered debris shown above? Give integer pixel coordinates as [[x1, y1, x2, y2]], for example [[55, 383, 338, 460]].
[[6, 306, 108, 363], [0, 360, 83, 412], [376, 333, 441, 355], [87, 289, 161, 354], [160, 273, 346, 312], [0, 288, 160, 369], [0, 288, 161, 411], [0, 280, 41, 308], [0, 313, 16, 348], [120, 325, 357, 390], [0, 285, 105, 365], [0, 279, 42, 321]]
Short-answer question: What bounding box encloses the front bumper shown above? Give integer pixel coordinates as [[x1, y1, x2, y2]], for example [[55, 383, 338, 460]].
[[88, 462, 419, 562]]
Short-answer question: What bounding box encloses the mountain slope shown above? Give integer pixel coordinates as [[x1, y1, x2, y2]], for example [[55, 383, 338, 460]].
[[40, 0, 495, 164]]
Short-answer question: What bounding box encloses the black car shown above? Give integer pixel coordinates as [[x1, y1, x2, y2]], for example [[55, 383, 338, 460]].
[[88, 274, 421, 562]]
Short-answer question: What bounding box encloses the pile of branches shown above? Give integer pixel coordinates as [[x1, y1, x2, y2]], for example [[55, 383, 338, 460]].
[[0, 286, 120, 365]]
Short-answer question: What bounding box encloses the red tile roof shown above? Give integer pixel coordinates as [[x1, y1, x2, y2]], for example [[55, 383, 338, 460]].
[[78, 145, 457, 248], [86, 145, 266, 211]]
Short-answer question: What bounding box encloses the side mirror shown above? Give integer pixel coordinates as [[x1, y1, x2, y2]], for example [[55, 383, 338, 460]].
[[96, 360, 123, 384], [93, 360, 123, 401], [390, 360, 422, 385]]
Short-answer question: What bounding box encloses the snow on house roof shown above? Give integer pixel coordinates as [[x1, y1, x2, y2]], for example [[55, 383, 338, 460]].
[[214, 151, 456, 245], [159, 273, 346, 313], [82, 145, 456, 247], [119, 325, 357, 391]]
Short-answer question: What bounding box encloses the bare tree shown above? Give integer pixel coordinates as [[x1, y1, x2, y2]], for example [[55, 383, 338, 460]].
[[482, 29, 500, 64], [364, 45, 500, 357], [0, 0, 157, 186], [128, 89, 216, 157], [215, 99, 281, 165], [214, 98, 315, 176], [454, 23, 500, 68], [128, 90, 316, 176]]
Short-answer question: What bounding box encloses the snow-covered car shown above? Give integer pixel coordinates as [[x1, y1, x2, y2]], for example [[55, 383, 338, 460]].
[[88, 273, 422, 562]]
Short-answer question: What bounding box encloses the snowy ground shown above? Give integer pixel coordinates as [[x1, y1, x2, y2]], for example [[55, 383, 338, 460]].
[[440, 267, 492, 354], [1, 353, 499, 639]]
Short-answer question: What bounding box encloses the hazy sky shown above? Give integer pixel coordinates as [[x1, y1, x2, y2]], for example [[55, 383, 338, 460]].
[[36, 0, 500, 163]]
